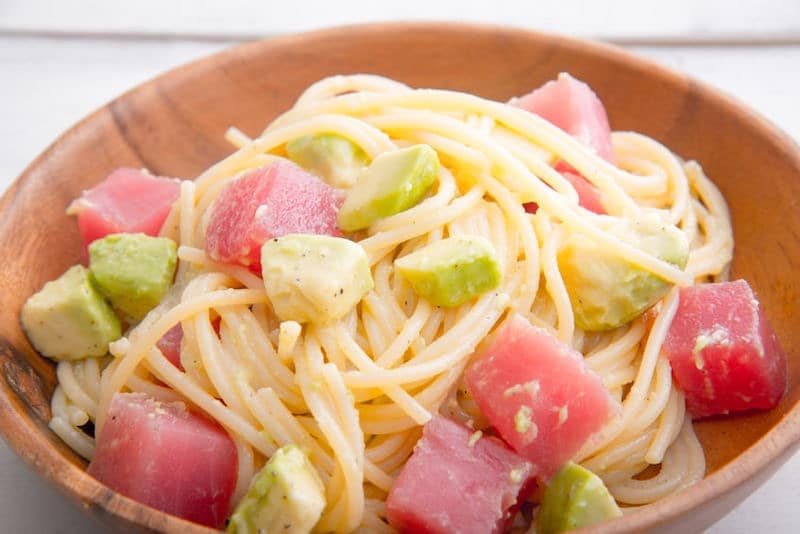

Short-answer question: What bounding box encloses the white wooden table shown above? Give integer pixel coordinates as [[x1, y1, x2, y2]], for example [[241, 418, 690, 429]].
[[1, 2, 799, 532]]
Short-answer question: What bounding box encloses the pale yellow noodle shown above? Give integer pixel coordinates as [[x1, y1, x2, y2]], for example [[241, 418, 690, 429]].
[[51, 74, 738, 530]]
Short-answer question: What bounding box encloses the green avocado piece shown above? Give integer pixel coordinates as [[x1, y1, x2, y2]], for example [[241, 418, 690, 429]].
[[558, 213, 689, 331], [88, 233, 177, 322], [394, 235, 502, 308], [228, 445, 326, 534], [337, 144, 439, 232], [537, 462, 622, 534], [286, 133, 368, 188], [20, 265, 121, 361], [261, 234, 373, 324]]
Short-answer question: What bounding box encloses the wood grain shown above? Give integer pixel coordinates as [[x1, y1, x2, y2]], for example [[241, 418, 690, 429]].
[[0, 22, 799, 533]]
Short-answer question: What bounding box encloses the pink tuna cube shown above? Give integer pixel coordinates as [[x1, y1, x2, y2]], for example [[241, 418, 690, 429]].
[[386, 416, 536, 534], [664, 280, 787, 419], [88, 393, 237, 529], [515, 73, 616, 165], [156, 323, 183, 369], [204, 160, 343, 273], [466, 314, 619, 481], [524, 170, 605, 215], [68, 168, 181, 248]]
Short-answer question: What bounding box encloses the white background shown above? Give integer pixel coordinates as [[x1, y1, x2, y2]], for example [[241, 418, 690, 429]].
[[1, 1, 799, 532]]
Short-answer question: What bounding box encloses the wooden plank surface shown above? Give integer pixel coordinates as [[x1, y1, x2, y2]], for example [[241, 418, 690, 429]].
[[1, 36, 799, 188], [1, 0, 799, 42]]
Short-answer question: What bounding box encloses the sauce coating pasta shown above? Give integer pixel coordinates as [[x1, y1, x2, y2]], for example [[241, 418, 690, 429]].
[[48, 74, 736, 532]]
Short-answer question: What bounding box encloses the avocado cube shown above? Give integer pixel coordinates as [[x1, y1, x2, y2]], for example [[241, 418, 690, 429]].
[[558, 213, 689, 331], [286, 133, 368, 188], [227, 445, 326, 534], [394, 235, 502, 308], [88, 233, 177, 322], [261, 234, 373, 324], [21, 265, 121, 361], [537, 462, 622, 533], [337, 144, 439, 232]]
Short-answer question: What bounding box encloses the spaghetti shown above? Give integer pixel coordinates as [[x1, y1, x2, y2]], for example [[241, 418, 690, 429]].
[[49, 74, 733, 531]]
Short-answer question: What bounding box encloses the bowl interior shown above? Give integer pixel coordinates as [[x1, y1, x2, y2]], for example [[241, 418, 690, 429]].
[[0, 22, 799, 533]]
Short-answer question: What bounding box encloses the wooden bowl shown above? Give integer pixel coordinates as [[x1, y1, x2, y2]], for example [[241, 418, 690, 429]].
[[0, 22, 798, 533]]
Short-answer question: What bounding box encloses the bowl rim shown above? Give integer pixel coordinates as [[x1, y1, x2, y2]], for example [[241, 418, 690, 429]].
[[1, 20, 799, 534]]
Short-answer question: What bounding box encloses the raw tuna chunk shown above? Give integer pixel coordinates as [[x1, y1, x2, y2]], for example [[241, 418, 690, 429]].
[[204, 160, 343, 273], [515, 73, 615, 165], [67, 168, 181, 247], [156, 318, 222, 370], [156, 323, 183, 369], [386, 415, 536, 534], [664, 280, 787, 419], [88, 393, 237, 529], [561, 171, 605, 214], [515, 74, 610, 215], [523, 171, 605, 215], [465, 314, 618, 481]]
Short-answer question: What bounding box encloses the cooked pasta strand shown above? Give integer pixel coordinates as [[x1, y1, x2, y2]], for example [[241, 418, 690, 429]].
[[51, 74, 734, 531]]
